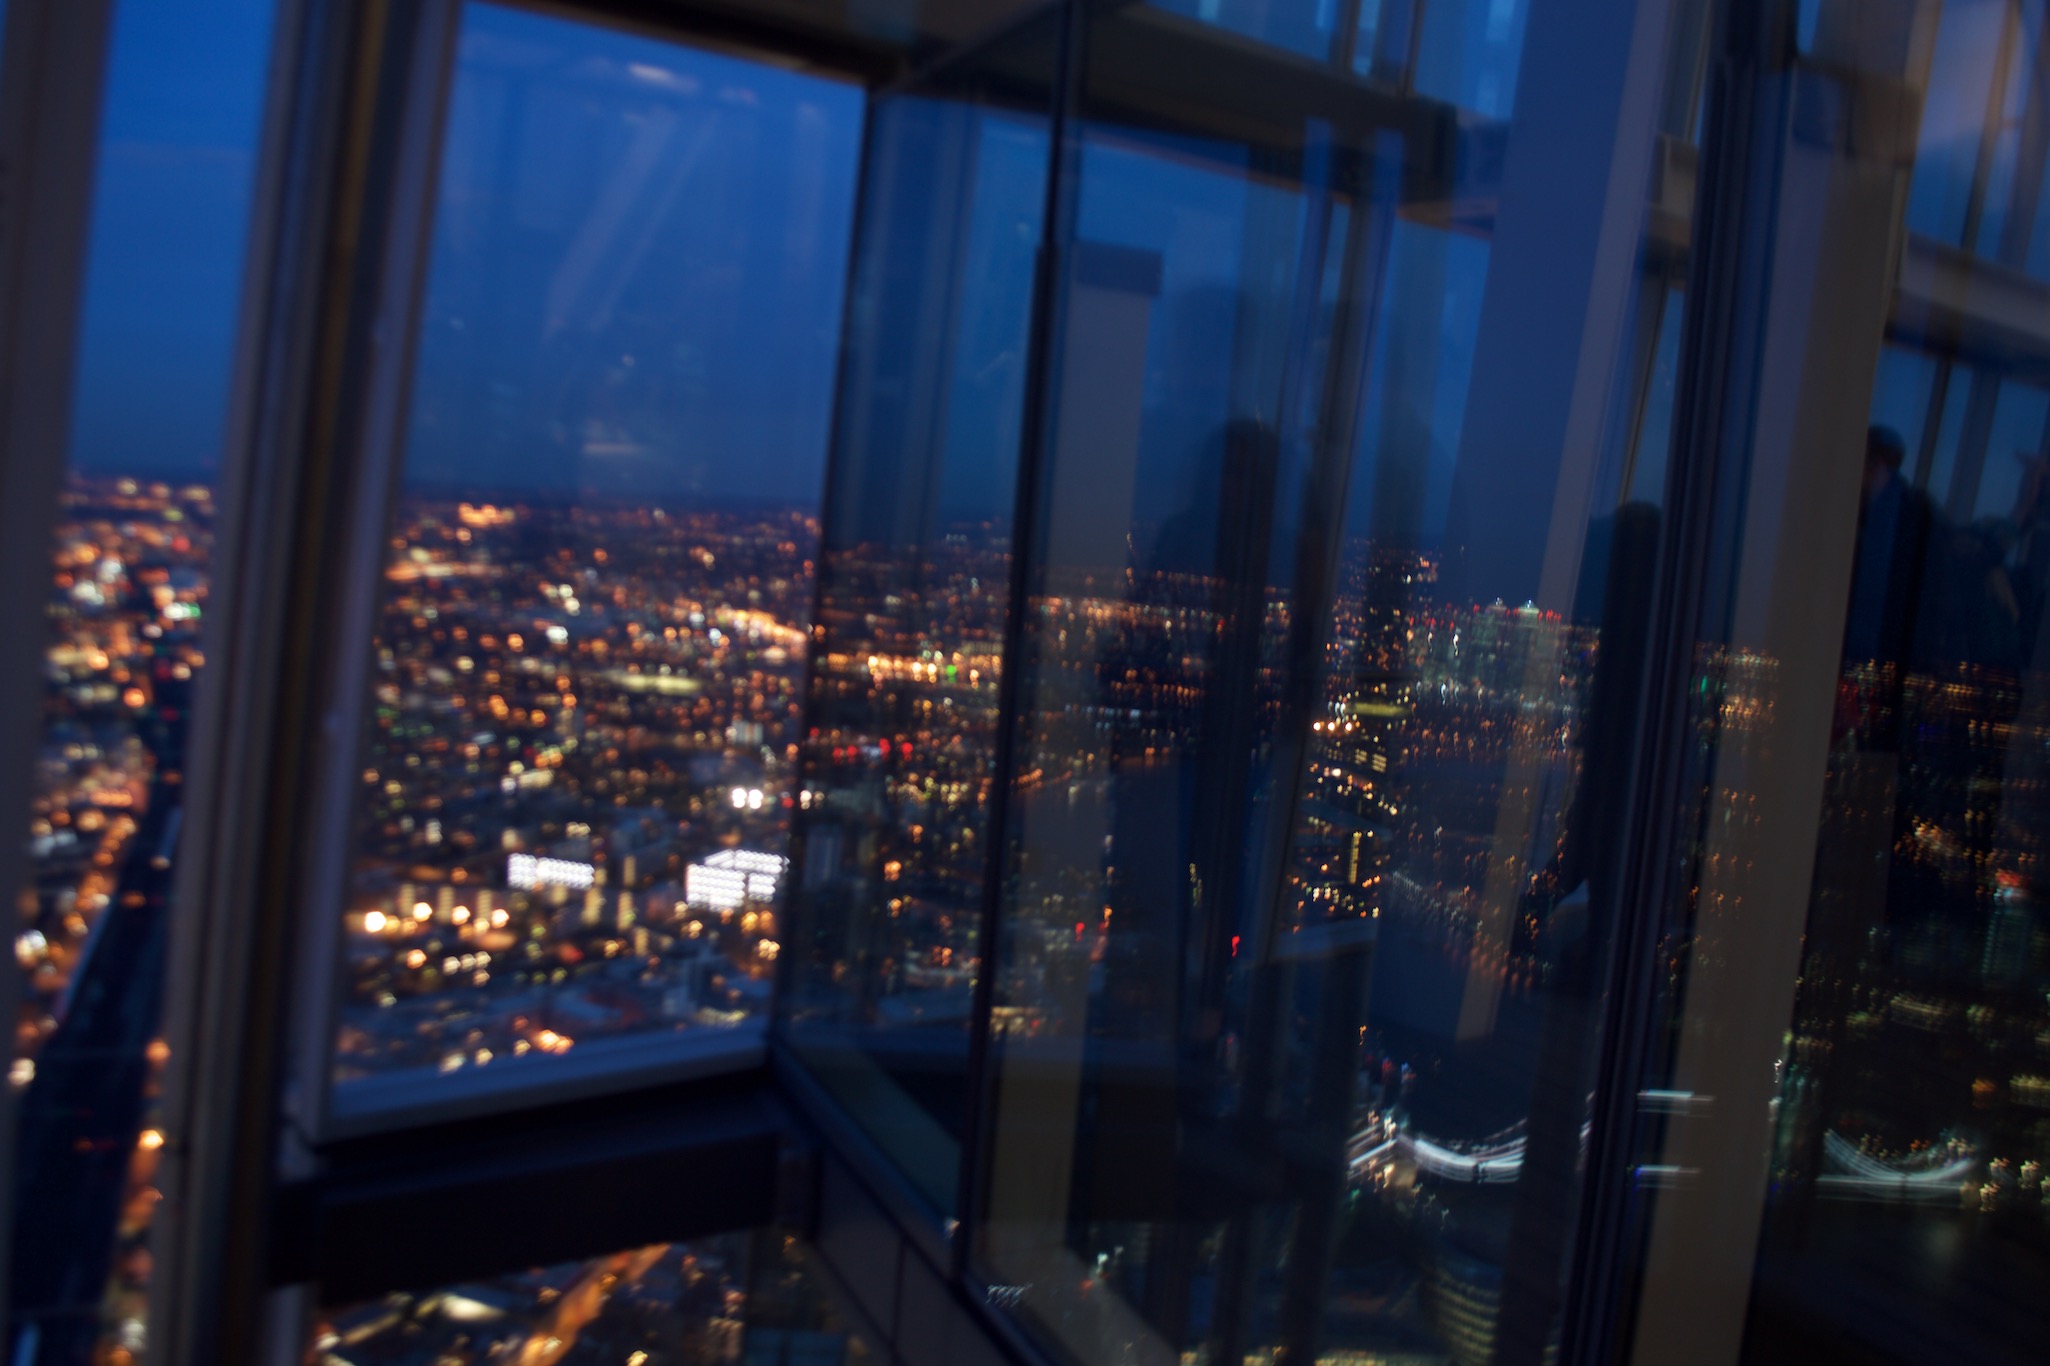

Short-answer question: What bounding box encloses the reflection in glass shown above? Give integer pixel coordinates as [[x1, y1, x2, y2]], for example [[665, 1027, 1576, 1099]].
[[1869, 346, 1937, 487], [779, 11, 1055, 1218], [1907, 0, 2014, 248], [1149, 0, 1345, 62], [332, 3, 859, 1091], [968, 2, 1683, 1362], [1968, 382, 2050, 522], [1623, 4, 2050, 1363], [1413, 0, 1529, 118], [306, 1231, 869, 1365]]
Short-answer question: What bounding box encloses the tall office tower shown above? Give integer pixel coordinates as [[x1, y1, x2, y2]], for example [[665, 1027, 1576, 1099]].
[[1283, 541, 1420, 929], [1177, 419, 1281, 1040]]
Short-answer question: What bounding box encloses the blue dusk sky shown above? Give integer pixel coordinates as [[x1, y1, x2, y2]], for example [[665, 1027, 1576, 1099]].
[[63, 0, 1569, 605], [69, 0, 275, 480], [66, 0, 870, 506]]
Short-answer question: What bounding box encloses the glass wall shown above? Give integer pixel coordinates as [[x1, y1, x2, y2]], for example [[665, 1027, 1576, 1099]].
[[779, 9, 1057, 1217], [326, 2, 861, 1100], [1625, 3, 2050, 1363], [22, 0, 2049, 1361], [778, 2, 2050, 1365], [968, 1, 1692, 1362]]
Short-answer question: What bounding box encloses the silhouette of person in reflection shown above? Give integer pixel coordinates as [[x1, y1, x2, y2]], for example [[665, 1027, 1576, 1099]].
[[1840, 424, 2042, 720], [2003, 451, 2050, 631], [1961, 446, 2050, 665], [1844, 426, 1943, 673]]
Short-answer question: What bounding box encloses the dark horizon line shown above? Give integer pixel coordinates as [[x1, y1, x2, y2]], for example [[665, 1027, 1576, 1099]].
[[68, 467, 823, 516], [64, 468, 1468, 559]]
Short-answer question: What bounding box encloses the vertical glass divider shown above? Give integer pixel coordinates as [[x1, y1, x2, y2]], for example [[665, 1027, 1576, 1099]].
[[283, 0, 463, 1149], [1556, 3, 1775, 1355], [148, 1, 461, 1357], [955, 0, 1085, 1281], [0, 0, 118, 1336]]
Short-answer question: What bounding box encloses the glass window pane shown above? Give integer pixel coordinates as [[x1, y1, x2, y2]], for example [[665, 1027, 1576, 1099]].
[[1905, 0, 2009, 247], [9, 1, 273, 1359], [1969, 381, 2050, 523], [329, 4, 859, 1100], [1625, 287, 1686, 506], [1869, 346, 1938, 485], [1920, 366, 1973, 501], [778, 10, 1056, 1219], [971, 2, 1686, 1362], [1965, 0, 2050, 279], [1620, 3, 2050, 1362], [1148, 0, 1344, 64], [1414, 0, 1530, 118]]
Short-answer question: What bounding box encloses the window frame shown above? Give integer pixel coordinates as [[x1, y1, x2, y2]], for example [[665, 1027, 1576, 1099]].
[[122, 2, 2050, 1365], [145, 0, 899, 1360], [198, 0, 892, 1155]]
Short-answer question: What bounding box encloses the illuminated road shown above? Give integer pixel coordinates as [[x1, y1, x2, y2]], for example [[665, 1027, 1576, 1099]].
[[9, 671, 189, 1366], [512, 1242, 670, 1365], [1817, 1132, 1978, 1201], [1349, 1117, 1584, 1185]]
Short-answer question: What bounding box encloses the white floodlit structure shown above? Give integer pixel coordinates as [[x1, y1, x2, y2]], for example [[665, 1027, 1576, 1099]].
[[507, 852, 596, 890], [686, 848, 787, 910]]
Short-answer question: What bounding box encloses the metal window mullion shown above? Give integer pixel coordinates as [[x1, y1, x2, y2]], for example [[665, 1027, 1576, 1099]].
[[273, 0, 462, 1155], [145, 0, 343, 1348], [148, 2, 462, 1361], [1555, 1, 1794, 1360], [1938, 0, 2025, 518]]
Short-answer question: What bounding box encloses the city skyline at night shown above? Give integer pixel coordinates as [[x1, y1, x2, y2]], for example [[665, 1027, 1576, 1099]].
[[12, 1, 2050, 1365]]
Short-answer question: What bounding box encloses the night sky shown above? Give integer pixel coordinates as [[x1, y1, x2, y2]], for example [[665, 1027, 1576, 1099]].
[[68, 0, 274, 481], [67, 0, 868, 504], [399, 4, 862, 505], [64, 0, 1572, 605]]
